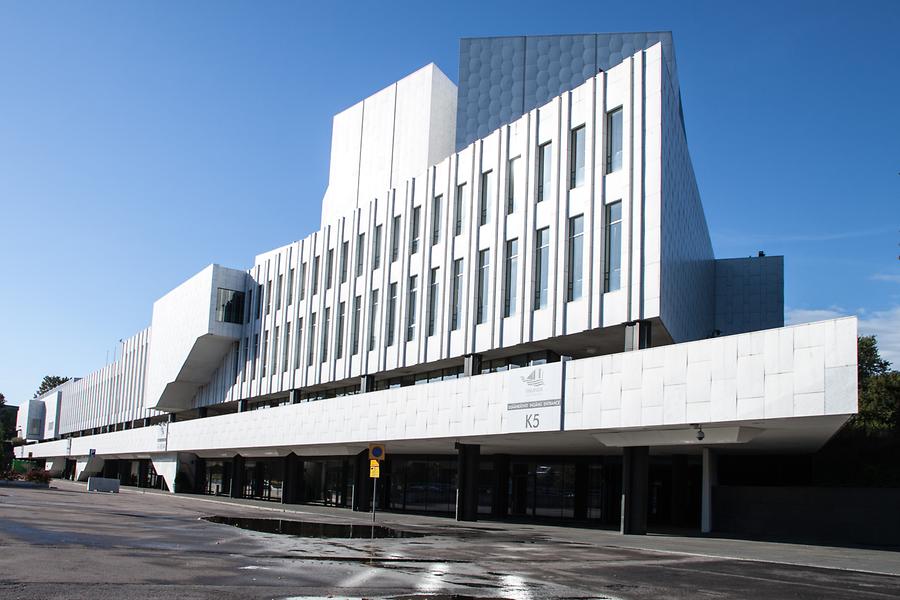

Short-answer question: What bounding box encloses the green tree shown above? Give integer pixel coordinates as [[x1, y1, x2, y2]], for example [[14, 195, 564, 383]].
[[851, 336, 900, 434], [33, 375, 70, 398]]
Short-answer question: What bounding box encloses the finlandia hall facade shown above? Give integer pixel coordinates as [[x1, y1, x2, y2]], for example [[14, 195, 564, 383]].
[[16, 33, 858, 536]]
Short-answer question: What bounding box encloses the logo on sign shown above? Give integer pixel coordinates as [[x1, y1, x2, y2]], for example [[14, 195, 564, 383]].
[[519, 368, 546, 396]]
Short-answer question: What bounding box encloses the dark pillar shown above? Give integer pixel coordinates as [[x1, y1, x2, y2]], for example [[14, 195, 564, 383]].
[[289, 389, 302, 405], [138, 460, 149, 488], [353, 449, 371, 511], [143, 418, 151, 428], [230, 455, 245, 498], [168, 412, 177, 423], [456, 443, 480, 521], [621, 446, 649, 534], [197, 406, 208, 418], [670, 454, 689, 527], [124, 421, 131, 430], [463, 354, 483, 377], [574, 460, 589, 521], [195, 458, 206, 494], [624, 320, 652, 352], [492, 454, 510, 518], [360, 375, 375, 394], [238, 399, 249, 413], [282, 453, 300, 504]]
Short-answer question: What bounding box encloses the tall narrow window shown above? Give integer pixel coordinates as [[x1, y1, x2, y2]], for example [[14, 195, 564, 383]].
[[340, 241, 349, 283], [409, 206, 420, 254], [604, 201, 623, 292], [479, 170, 493, 226], [507, 157, 520, 214], [372, 224, 382, 270], [356, 233, 365, 275], [406, 275, 418, 342], [252, 333, 259, 378], [299, 263, 307, 301], [504, 239, 518, 317], [427, 267, 439, 336], [336, 302, 345, 359], [320, 308, 330, 363], [265, 280, 272, 315], [351, 295, 361, 355], [476, 249, 490, 324], [538, 142, 552, 202], [535, 227, 550, 309], [275, 274, 283, 311], [454, 183, 465, 236], [570, 126, 585, 189], [271, 326, 279, 374], [311, 256, 320, 295], [386, 282, 397, 347], [306, 313, 316, 367], [256, 284, 262, 319], [282, 322, 291, 372], [450, 259, 463, 330], [261, 329, 269, 376], [286, 268, 294, 306], [606, 107, 623, 174], [245, 288, 253, 323], [243, 336, 250, 381], [368, 290, 379, 351], [325, 248, 334, 289], [293, 317, 302, 370], [432, 195, 442, 245], [568, 215, 584, 301], [215, 288, 245, 324], [391, 215, 400, 262]]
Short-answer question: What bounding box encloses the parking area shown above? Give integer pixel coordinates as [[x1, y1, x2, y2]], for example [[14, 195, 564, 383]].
[[1, 480, 898, 600]]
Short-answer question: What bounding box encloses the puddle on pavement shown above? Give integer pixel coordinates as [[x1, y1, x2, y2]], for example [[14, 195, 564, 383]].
[[202, 516, 425, 539]]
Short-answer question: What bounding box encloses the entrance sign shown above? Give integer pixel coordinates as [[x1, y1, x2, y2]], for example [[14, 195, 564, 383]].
[[369, 459, 380, 478], [502, 363, 563, 433]]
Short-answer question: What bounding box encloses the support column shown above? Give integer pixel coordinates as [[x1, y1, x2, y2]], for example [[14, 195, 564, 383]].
[[574, 460, 589, 521], [238, 399, 249, 413], [670, 454, 689, 527], [455, 443, 480, 521], [143, 418, 151, 427], [620, 446, 649, 535], [289, 389, 302, 405], [282, 453, 300, 504], [360, 375, 375, 393], [230, 454, 245, 498], [492, 454, 510, 518], [701, 447, 717, 534], [353, 449, 371, 511], [463, 354, 482, 377], [167, 412, 177, 423], [624, 320, 652, 351]]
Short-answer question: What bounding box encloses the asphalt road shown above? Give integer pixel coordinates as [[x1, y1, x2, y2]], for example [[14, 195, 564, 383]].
[[1, 483, 898, 600]]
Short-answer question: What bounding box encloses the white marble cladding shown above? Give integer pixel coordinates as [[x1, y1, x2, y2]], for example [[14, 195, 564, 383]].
[[20, 318, 857, 460]]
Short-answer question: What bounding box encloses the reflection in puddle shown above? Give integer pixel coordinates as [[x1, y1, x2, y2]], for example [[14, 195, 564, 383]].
[[202, 516, 425, 539]]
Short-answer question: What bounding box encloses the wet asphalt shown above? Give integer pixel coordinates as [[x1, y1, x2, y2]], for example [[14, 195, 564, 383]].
[[0, 482, 898, 600]]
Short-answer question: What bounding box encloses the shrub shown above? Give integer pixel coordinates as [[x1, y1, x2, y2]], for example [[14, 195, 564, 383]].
[[1, 469, 22, 481], [23, 469, 51, 484]]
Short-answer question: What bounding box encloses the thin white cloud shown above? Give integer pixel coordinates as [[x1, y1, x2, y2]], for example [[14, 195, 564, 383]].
[[871, 273, 900, 284], [713, 226, 897, 246], [786, 305, 900, 369]]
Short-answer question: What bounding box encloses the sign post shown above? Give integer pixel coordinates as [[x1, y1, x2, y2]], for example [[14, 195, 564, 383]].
[[368, 444, 385, 523]]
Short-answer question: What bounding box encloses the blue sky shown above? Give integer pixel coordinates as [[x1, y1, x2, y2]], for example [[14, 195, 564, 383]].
[[1, 1, 898, 405]]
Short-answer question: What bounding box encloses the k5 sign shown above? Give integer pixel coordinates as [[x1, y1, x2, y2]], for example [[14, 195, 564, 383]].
[[501, 362, 563, 433]]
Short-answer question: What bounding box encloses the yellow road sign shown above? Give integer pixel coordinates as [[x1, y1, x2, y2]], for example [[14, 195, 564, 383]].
[[368, 443, 386, 461], [369, 459, 380, 478]]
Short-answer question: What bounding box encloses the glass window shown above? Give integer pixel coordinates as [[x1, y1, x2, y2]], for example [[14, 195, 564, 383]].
[[325, 249, 334, 289], [507, 156, 519, 214], [282, 323, 290, 372], [606, 107, 623, 174], [286, 268, 294, 306], [504, 239, 518, 317], [299, 263, 307, 301], [261, 329, 269, 377], [454, 183, 465, 236], [306, 313, 316, 367], [265, 280, 272, 315], [336, 302, 345, 359], [409, 206, 421, 254], [293, 318, 302, 370], [538, 142, 552, 203], [479, 170, 493, 226], [275, 274, 283, 311], [477, 249, 490, 324], [451, 259, 463, 330], [535, 227, 550, 309], [340, 241, 349, 283], [245, 288, 252, 323], [215, 288, 245, 324], [372, 224, 382, 270], [386, 282, 397, 347], [256, 284, 262, 319], [243, 336, 249, 381], [428, 267, 439, 336], [432, 195, 442, 245], [252, 333, 259, 379], [604, 201, 623, 292], [271, 326, 279, 374], [368, 290, 379, 351], [567, 215, 584, 301], [311, 256, 319, 295], [356, 233, 365, 275], [570, 126, 585, 189], [351, 295, 361, 355], [320, 307, 330, 363], [407, 275, 417, 342], [391, 215, 400, 262]]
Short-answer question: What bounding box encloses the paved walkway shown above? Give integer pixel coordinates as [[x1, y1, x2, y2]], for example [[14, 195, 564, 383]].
[[62, 479, 900, 576]]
